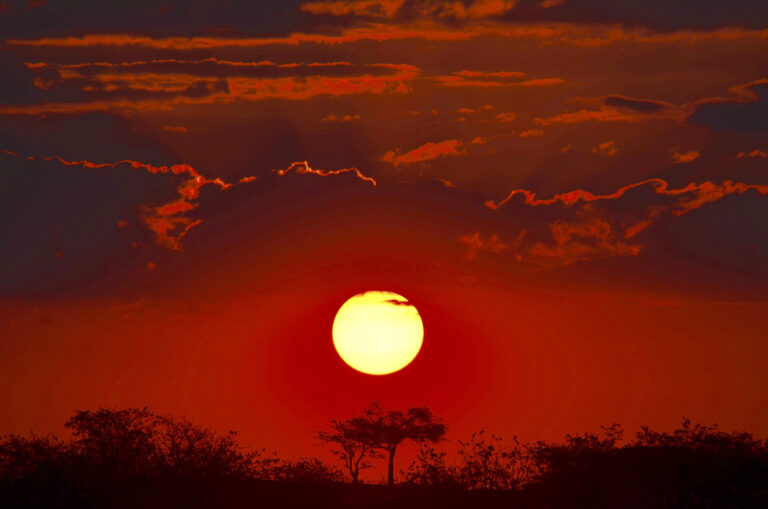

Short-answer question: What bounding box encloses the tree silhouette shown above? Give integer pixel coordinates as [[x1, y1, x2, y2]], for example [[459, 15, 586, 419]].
[[64, 407, 257, 478], [153, 414, 255, 478], [65, 407, 158, 475], [323, 401, 446, 486], [316, 419, 381, 483]]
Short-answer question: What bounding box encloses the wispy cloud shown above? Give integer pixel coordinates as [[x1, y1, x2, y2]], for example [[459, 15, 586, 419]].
[[275, 160, 377, 186]]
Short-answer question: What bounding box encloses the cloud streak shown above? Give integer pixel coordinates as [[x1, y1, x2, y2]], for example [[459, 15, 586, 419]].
[[8, 24, 768, 50], [0, 58, 419, 116], [435, 73, 565, 88]]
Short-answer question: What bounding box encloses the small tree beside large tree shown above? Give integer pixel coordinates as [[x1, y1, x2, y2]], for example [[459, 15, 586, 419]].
[[316, 419, 381, 483], [318, 401, 446, 486]]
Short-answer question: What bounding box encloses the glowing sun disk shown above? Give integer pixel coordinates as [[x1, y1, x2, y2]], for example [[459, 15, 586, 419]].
[[332, 291, 423, 375]]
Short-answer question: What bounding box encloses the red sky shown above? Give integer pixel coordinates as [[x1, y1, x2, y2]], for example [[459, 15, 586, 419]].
[[1, 0, 768, 478]]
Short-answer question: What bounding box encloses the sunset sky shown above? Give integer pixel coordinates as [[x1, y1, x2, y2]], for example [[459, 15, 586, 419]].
[[2, 0, 768, 476]]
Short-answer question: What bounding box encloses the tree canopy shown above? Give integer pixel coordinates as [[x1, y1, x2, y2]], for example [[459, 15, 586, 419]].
[[318, 401, 447, 486]]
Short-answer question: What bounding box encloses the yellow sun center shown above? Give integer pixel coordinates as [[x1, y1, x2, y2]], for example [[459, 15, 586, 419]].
[[332, 291, 424, 375]]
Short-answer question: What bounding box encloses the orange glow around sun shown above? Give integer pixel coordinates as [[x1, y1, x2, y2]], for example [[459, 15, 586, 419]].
[[332, 291, 424, 375]]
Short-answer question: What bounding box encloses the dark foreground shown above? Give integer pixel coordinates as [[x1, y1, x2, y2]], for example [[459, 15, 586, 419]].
[[3, 407, 767, 508], [4, 472, 768, 509]]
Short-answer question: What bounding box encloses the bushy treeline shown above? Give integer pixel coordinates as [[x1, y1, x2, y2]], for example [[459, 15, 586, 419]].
[[0, 408, 342, 508], [2, 407, 768, 508], [403, 419, 768, 507], [1, 408, 342, 481]]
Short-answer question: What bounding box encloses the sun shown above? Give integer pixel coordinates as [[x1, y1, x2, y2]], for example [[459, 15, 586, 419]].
[[332, 291, 424, 375]]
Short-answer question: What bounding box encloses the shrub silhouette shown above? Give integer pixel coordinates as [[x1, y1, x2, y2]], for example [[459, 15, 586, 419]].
[[456, 430, 537, 490], [266, 457, 344, 483], [402, 443, 460, 488], [405, 430, 537, 490]]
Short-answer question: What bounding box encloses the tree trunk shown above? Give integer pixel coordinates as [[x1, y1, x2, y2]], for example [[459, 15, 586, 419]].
[[387, 447, 396, 486]]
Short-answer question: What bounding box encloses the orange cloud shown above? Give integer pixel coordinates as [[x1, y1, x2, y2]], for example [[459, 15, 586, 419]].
[[435, 74, 565, 88], [535, 105, 683, 125], [520, 128, 545, 138], [162, 125, 190, 132], [736, 149, 768, 159], [529, 218, 641, 265], [496, 112, 517, 122], [25, 58, 357, 76], [301, 0, 405, 18], [0, 64, 418, 115], [538, 0, 564, 7], [459, 231, 511, 260], [232, 64, 419, 101], [592, 140, 618, 156], [380, 139, 464, 166], [432, 0, 519, 19], [672, 150, 701, 164], [322, 113, 361, 121], [275, 160, 377, 186], [303, 0, 520, 20], [486, 178, 768, 212], [454, 70, 526, 79]]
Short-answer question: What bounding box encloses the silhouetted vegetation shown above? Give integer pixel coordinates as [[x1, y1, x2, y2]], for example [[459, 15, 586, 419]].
[[317, 401, 446, 486], [404, 419, 768, 508], [316, 414, 382, 483], [2, 404, 767, 508], [404, 429, 537, 490]]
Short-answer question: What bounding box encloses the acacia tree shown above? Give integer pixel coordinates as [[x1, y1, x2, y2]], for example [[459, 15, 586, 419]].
[[322, 401, 446, 486], [316, 419, 381, 483]]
